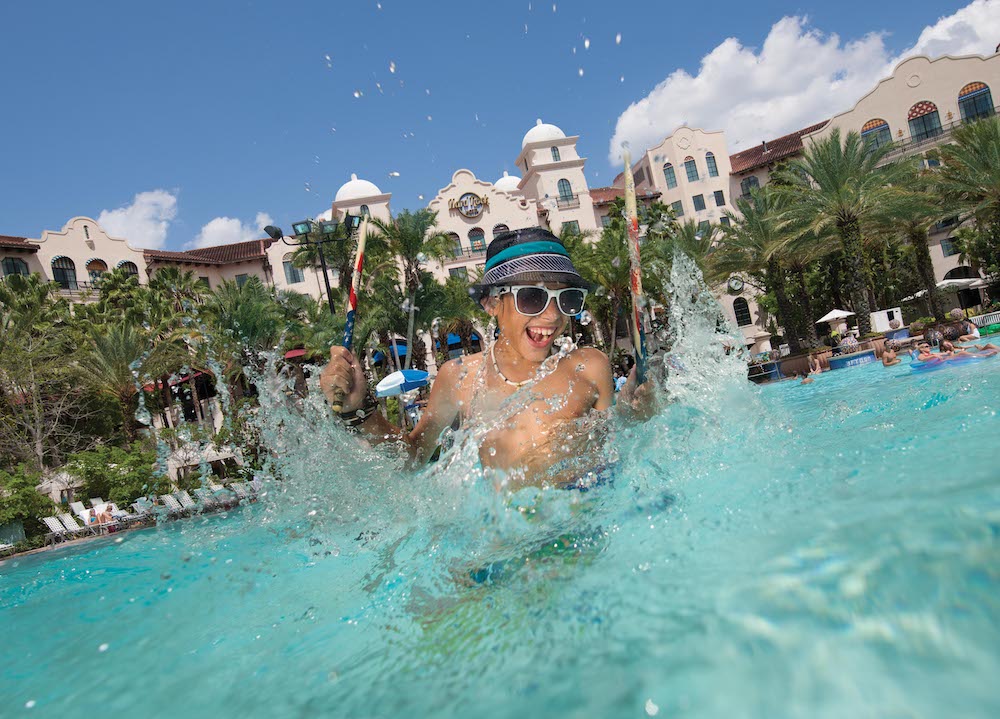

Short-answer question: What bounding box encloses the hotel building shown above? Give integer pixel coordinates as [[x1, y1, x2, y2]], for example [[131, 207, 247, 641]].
[[3, 49, 998, 356]]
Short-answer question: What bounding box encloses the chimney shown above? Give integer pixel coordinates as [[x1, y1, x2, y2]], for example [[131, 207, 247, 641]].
[[761, 140, 769, 153]]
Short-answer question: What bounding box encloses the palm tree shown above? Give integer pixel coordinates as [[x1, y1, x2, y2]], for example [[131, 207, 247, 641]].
[[77, 323, 151, 442], [365, 209, 451, 369], [773, 128, 920, 335], [714, 188, 807, 351], [936, 115, 1000, 281], [148, 267, 207, 315]]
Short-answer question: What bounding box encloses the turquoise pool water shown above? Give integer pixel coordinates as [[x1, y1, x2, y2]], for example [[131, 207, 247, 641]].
[[3, 344, 1000, 717]]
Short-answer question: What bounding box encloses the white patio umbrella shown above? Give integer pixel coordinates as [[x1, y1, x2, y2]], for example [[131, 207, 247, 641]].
[[815, 309, 856, 324]]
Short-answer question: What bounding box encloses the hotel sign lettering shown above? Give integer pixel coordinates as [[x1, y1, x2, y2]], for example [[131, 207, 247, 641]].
[[449, 192, 489, 218]]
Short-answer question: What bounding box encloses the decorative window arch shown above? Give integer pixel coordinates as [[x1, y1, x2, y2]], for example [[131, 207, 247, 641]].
[[861, 118, 892, 150], [51, 256, 78, 290], [705, 152, 719, 177], [447, 232, 462, 257], [492, 223, 510, 239], [662, 162, 677, 189], [282, 252, 304, 284], [740, 175, 760, 197], [2, 257, 29, 277], [958, 82, 994, 122], [117, 260, 139, 277], [557, 178, 573, 200], [86, 258, 108, 282], [908, 101, 943, 142], [469, 228, 486, 252], [550, 146, 561, 162], [733, 297, 752, 327], [684, 156, 699, 182], [943, 265, 977, 280]]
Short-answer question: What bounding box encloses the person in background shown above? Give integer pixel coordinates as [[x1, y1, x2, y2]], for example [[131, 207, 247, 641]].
[[957, 319, 980, 343], [808, 354, 823, 374], [882, 340, 901, 367]]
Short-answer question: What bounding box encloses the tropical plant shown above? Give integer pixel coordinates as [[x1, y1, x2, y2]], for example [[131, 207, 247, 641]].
[[365, 209, 451, 368], [67, 443, 167, 506], [77, 323, 152, 442], [0, 465, 55, 539], [773, 128, 921, 335]]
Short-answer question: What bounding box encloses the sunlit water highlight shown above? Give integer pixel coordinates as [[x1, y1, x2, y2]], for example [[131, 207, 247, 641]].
[[3, 259, 999, 717]]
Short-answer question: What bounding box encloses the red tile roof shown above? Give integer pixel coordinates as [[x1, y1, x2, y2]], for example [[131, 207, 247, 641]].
[[729, 121, 829, 174], [144, 238, 274, 266], [144, 249, 223, 265], [589, 186, 662, 206], [0, 235, 40, 251], [186, 239, 273, 264]]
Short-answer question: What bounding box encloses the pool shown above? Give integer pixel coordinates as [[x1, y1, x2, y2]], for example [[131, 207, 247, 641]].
[[3, 346, 1000, 716]]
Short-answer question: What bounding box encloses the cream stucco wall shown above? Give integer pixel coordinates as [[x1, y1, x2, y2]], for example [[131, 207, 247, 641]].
[[33, 217, 148, 294], [640, 127, 733, 224]]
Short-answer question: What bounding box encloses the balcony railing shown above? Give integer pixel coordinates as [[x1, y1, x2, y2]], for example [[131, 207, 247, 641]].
[[556, 194, 580, 209], [443, 247, 486, 265], [878, 105, 999, 163]]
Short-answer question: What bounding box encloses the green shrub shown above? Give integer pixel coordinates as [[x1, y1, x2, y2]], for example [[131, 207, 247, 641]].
[[0, 466, 55, 539], [66, 443, 170, 506]]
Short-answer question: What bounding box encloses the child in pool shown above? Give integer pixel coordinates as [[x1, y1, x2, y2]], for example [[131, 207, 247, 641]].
[[320, 228, 657, 489]]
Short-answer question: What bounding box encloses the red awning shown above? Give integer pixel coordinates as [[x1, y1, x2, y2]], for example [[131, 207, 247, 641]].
[[284, 348, 307, 359], [142, 371, 206, 392]]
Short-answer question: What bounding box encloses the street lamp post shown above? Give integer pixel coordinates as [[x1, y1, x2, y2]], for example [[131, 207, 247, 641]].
[[264, 215, 362, 317]]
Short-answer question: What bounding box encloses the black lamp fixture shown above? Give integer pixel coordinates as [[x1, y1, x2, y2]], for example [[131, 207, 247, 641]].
[[265, 214, 364, 316]]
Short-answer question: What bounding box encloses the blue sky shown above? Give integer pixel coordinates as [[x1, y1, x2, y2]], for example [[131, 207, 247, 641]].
[[0, 0, 986, 249]]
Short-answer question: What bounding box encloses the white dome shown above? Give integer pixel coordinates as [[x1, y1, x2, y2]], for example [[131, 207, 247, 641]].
[[335, 173, 382, 202], [494, 171, 522, 193], [521, 118, 566, 148]]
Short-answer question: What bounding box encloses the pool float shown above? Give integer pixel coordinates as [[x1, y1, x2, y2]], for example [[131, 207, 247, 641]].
[[911, 352, 997, 372]]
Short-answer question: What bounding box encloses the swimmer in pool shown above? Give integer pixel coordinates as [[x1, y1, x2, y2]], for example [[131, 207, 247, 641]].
[[882, 341, 901, 367], [941, 339, 999, 356], [320, 227, 657, 489]]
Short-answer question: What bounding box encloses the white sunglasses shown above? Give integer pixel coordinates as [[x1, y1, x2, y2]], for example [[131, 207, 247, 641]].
[[491, 285, 588, 316]]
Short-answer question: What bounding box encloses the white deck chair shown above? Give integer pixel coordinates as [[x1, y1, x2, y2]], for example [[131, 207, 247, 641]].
[[192, 487, 221, 509], [59, 513, 99, 536], [229, 483, 250, 501], [89, 497, 104, 508], [0, 542, 14, 556], [42, 516, 70, 544], [160, 495, 186, 517], [70, 501, 88, 517], [175, 491, 199, 512]]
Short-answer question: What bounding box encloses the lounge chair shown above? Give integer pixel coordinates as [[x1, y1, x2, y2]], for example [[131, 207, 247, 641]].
[[59, 513, 99, 536], [192, 487, 222, 510], [228, 483, 252, 502], [70, 501, 88, 518], [159, 495, 187, 517], [128, 502, 154, 523], [208, 481, 225, 492], [89, 497, 104, 508], [0, 542, 14, 556], [175, 491, 200, 513], [42, 516, 73, 544]]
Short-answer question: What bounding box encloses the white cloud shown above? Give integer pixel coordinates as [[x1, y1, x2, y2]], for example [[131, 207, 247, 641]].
[[316, 208, 333, 222], [97, 189, 178, 249], [190, 211, 274, 248], [608, 0, 1000, 162]]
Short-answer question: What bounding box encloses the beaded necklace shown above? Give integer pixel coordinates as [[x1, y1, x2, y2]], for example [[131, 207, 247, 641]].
[[490, 343, 534, 388]]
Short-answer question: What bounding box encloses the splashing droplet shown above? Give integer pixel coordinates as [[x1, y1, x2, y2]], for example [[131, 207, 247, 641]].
[[389, 60, 396, 73], [426, 115, 433, 121], [645, 699, 659, 716], [417, 194, 424, 200], [584, 37, 590, 50], [25, 700, 36, 709], [616, 32, 622, 45], [552, 2, 556, 11], [579, 310, 593, 326], [578, 68, 584, 77], [353, 90, 362, 99], [416, 252, 427, 263], [388, 171, 400, 177], [98, 643, 109, 652], [620, 75, 625, 83]]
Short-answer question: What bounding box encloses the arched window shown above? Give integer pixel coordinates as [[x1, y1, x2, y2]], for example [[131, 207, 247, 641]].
[[944, 265, 977, 280], [557, 178, 573, 200], [282, 253, 304, 284], [469, 228, 486, 252], [861, 119, 892, 150], [492, 223, 510, 239], [51, 256, 77, 290], [684, 156, 699, 182], [662, 162, 677, 189], [739, 175, 760, 197], [2, 257, 29, 277], [959, 82, 994, 123], [733, 297, 752, 327], [705, 152, 719, 177], [360, 205, 370, 217], [908, 101, 943, 142], [447, 232, 462, 257], [550, 146, 561, 162], [86, 259, 108, 282], [117, 260, 139, 277]]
